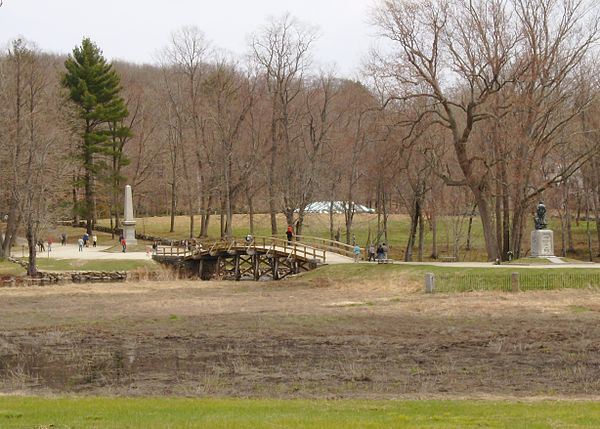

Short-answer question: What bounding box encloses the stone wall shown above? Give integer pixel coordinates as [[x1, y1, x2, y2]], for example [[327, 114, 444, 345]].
[[5, 257, 127, 286]]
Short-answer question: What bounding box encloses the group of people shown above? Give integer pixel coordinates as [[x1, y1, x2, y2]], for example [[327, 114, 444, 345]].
[[353, 242, 389, 263], [77, 233, 98, 251]]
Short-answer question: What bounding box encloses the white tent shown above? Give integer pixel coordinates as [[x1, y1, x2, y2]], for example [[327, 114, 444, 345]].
[[303, 201, 375, 214]]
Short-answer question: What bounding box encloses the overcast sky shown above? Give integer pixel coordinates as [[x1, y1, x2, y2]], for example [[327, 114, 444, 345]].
[[0, 0, 377, 77]]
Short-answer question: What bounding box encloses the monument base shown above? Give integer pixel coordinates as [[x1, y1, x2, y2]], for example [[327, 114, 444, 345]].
[[123, 221, 138, 245], [530, 229, 554, 257]]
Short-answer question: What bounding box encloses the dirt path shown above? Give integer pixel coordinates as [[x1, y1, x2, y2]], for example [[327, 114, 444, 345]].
[[0, 279, 599, 399]]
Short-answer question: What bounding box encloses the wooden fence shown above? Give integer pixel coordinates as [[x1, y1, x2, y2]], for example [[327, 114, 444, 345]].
[[428, 271, 600, 293]]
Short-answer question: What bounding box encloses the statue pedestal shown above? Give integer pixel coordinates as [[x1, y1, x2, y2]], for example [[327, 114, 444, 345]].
[[122, 220, 137, 245], [531, 229, 554, 257]]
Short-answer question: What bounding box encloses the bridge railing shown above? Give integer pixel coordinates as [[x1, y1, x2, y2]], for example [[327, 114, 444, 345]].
[[157, 236, 332, 262], [235, 236, 327, 262], [285, 235, 355, 258], [156, 244, 192, 257]]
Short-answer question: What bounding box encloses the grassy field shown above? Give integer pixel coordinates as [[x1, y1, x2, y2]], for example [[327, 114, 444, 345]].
[[304, 262, 600, 281], [301, 263, 600, 293], [0, 260, 24, 276], [94, 213, 599, 262], [0, 397, 599, 428]]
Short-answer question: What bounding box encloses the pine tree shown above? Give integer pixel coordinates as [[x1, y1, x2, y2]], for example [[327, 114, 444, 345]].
[[62, 38, 129, 234]]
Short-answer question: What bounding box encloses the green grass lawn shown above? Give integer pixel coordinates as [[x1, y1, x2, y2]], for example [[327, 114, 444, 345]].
[[0, 260, 24, 276], [301, 263, 600, 293], [0, 397, 598, 428], [22, 258, 158, 272], [94, 213, 599, 263]]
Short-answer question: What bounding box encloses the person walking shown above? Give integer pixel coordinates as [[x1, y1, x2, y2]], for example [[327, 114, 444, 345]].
[[286, 226, 293, 244], [83, 233, 89, 247], [47, 238, 52, 252], [368, 243, 375, 262], [121, 238, 127, 253], [353, 244, 361, 263], [78, 238, 84, 252], [92, 235, 97, 247], [376, 244, 384, 261]]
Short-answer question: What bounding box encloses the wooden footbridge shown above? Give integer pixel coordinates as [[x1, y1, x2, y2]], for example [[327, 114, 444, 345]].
[[153, 236, 355, 281]]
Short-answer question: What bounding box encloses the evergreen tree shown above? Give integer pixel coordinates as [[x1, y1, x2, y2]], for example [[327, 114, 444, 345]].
[[62, 38, 129, 234]]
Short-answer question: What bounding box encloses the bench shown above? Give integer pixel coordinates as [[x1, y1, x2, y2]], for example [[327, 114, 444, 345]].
[[439, 256, 457, 262], [377, 259, 393, 264]]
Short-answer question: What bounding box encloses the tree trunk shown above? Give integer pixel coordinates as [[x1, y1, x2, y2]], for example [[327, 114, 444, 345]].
[[405, 198, 419, 262], [219, 197, 226, 239], [382, 191, 389, 245], [430, 210, 438, 259], [476, 195, 499, 261], [565, 182, 575, 252], [510, 201, 528, 258], [465, 204, 477, 252], [247, 193, 255, 235], [344, 202, 355, 245], [169, 180, 176, 233], [1, 195, 20, 258], [594, 179, 600, 256], [84, 152, 94, 235], [72, 184, 79, 224], [26, 226, 37, 277], [200, 193, 212, 238], [296, 208, 306, 237], [501, 161, 510, 260], [495, 182, 502, 259], [417, 207, 424, 262], [329, 200, 335, 240], [268, 109, 278, 236], [589, 157, 600, 256], [586, 197, 593, 262]]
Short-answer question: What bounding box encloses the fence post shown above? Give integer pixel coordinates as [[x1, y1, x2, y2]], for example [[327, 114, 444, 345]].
[[511, 272, 520, 292], [425, 272, 435, 293]]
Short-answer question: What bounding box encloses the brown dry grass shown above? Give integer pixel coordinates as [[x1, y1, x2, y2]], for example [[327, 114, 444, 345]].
[[0, 279, 599, 399]]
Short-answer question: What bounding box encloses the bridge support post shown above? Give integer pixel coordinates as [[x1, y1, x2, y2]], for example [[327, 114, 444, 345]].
[[272, 257, 279, 280], [216, 256, 222, 278], [234, 255, 241, 281], [253, 255, 260, 281]]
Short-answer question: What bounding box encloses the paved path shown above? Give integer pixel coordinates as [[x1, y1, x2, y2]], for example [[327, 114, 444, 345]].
[[43, 244, 152, 260]]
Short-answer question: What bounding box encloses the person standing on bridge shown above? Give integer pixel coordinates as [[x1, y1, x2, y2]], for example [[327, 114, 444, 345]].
[[286, 226, 293, 244], [353, 244, 361, 262]]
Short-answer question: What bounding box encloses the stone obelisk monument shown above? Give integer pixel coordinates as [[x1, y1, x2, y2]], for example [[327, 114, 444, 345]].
[[530, 201, 553, 257], [123, 185, 137, 245]]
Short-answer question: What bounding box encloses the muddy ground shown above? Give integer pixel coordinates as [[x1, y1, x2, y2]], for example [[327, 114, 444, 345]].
[[0, 277, 599, 399]]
